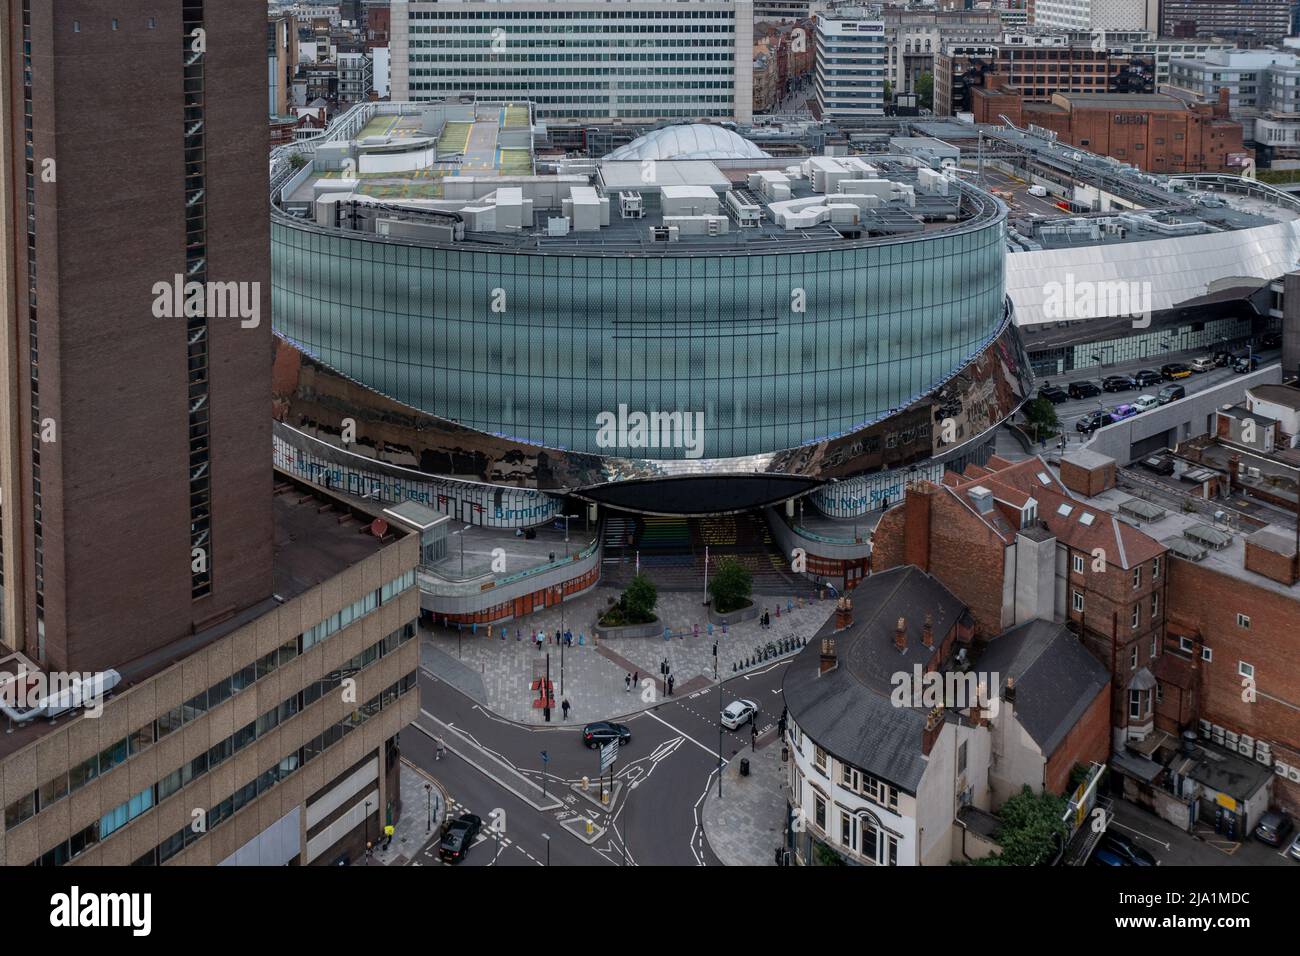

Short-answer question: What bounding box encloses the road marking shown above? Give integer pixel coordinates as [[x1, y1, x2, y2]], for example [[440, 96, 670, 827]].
[[1109, 820, 1171, 851], [643, 709, 720, 759], [413, 711, 563, 812]]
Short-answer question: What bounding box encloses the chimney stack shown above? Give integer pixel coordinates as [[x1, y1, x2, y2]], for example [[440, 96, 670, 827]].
[[834, 595, 853, 631], [921, 613, 934, 648], [922, 706, 944, 755], [895, 616, 907, 652], [819, 638, 838, 675]]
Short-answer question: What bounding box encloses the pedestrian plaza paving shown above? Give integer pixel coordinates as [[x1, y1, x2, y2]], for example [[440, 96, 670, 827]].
[[701, 734, 788, 867], [421, 586, 835, 725]]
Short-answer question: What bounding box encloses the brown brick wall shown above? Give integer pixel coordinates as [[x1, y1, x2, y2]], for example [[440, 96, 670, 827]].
[[1044, 682, 1112, 795], [1244, 541, 1299, 586], [872, 485, 1008, 637], [1067, 550, 1167, 729], [1166, 558, 1300, 797], [1059, 459, 1115, 498], [9, 1, 273, 672]]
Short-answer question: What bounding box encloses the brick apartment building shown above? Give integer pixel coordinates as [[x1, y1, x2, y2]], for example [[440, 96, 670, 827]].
[[971, 84, 1247, 173], [874, 452, 1168, 744], [1160, 519, 1300, 818]]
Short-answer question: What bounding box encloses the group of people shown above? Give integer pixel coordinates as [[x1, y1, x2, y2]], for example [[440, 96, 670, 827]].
[[522, 628, 578, 649]]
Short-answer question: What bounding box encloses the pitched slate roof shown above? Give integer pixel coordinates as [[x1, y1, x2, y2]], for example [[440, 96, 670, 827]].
[[782, 566, 967, 793], [975, 619, 1109, 755]]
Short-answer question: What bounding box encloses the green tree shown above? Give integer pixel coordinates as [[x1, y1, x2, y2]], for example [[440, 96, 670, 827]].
[[623, 573, 657, 623], [994, 786, 1068, 866], [916, 72, 934, 110], [287, 153, 307, 170], [708, 557, 753, 614], [1023, 397, 1060, 444], [883, 79, 893, 103]]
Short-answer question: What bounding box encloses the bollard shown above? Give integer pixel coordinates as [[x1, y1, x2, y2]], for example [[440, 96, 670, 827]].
[[585, 818, 594, 835], [601, 789, 609, 805], [582, 775, 589, 791]]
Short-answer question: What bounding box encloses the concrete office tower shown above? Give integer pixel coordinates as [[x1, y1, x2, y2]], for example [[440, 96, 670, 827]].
[[389, 0, 755, 124], [1, 0, 273, 672]]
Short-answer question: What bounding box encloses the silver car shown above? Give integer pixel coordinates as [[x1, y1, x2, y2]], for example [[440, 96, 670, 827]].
[[721, 699, 758, 730]]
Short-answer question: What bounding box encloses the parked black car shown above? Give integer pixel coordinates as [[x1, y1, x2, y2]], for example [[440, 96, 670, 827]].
[[582, 721, 631, 749], [1138, 454, 1175, 476], [439, 813, 483, 863], [1254, 810, 1294, 847], [1038, 383, 1069, 405], [1233, 354, 1261, 373], [1156, 384, 1185, 405], [1100, 831, 1157, 866], [1068, 380, 1101, 399], [1133, 369, 1163, 388], [1212, 349, 1235, 367], [1076, 410, 1113, 434], [1261, 331, 1282, 349], [1102, 375, 1136, 393]]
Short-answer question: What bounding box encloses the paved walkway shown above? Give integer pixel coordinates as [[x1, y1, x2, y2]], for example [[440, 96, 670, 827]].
[[422, 586, 834, 725], [372, 759, 446, 866], [702, 733, 788, 866]]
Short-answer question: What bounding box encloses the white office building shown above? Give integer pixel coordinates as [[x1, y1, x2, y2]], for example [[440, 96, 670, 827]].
[[389, 0, 754, 124], [815, 6, 887, 119], [1031, 0, 1150, 33]]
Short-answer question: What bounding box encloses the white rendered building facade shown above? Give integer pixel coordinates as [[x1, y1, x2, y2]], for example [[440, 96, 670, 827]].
[[388, 0, 754, 124], [815, 7, 887, 119], [1031, 0, 1150, 32]]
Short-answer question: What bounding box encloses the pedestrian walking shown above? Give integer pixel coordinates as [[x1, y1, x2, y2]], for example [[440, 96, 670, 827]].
[[633, 670, 639, 686], [625, 673, 632, 692], [561, 698, 571, 720], [383, 824, 395, 849], [667, 674, 675, 696]]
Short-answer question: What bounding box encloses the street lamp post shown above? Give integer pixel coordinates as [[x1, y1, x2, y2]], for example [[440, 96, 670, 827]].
[[424, 783, 432, 834], [564, 514, 570, 557], [542, 832, 551, 867]]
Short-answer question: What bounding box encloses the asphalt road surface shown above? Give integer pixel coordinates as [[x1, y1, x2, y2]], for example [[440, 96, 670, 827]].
[[1035, 349, 1281, 445], [403, 656, 792, 866]]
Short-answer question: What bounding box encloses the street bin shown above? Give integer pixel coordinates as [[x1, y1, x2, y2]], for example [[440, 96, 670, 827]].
[[740, 758, 750, 777]]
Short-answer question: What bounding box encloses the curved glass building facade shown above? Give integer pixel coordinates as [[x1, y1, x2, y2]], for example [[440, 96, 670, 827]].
[[272, 218, 1008, 461]]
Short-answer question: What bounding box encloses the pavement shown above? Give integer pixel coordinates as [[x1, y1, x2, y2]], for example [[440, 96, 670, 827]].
[[371, 758, 447, 866], [701, 729, 788, 867], [1108, 797, 1295, 867], [422, 585, 832, 725]]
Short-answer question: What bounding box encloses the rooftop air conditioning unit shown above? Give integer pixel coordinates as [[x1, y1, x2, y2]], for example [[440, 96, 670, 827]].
[[1198, 719, 1212, 738], [1257, 749, 1273, 767], [1276, 761, 1291, 778], [1225, 730, 1240, 747], [1290, 766, 1300, 783]]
